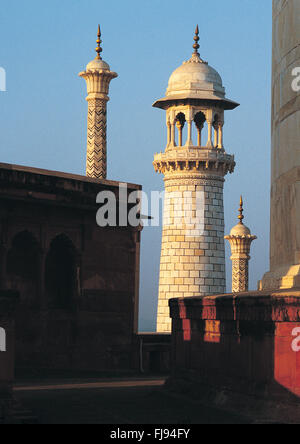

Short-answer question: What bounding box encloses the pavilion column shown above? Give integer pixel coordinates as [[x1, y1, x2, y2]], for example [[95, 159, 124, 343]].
[[176, 121, 183, 147], [218, 122, 224, 149], [186, 120, 193, 146], [214, 125, 219, 148], [206, 119, 214, 148], [167, 121, 171, 147], [171, 121, 176, 147]]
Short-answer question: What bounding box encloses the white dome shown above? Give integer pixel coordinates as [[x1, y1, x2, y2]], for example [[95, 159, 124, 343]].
[[166, 53, 225, 99], [86, 58, 110, 71], [230, 223, 251, 237]]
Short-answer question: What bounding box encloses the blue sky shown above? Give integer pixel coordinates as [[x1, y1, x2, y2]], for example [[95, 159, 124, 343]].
[[0, 0, 272, 331]]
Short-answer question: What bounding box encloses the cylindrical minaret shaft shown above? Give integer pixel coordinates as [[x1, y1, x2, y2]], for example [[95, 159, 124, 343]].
[[155, 170, 230, 332], [231, 259, 249, 293], [79, 26, 117, 180], [86, 98, 108, 179], [225, 197, 257, 293]]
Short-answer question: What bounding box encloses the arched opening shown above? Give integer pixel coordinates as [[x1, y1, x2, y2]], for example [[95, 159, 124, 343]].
[[194, 112, 206, 147], [7, 231, 40, 306], [175, 112, 186, 147], [45, 234, 77, 310]]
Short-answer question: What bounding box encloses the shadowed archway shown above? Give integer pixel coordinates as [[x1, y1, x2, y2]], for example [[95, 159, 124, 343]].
[[45, 234, 77, 310]]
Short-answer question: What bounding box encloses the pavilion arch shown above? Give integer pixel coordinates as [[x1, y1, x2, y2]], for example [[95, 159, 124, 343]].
[[194, 111, 207, 147], [7, 230, 40, 305], [45, 234, 77, 310], [175, 112, 186, 146], [212, 112, 224, 148]]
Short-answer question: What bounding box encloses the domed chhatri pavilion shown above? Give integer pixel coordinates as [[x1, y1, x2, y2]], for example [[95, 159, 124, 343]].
[[153, 27, 239, 332]]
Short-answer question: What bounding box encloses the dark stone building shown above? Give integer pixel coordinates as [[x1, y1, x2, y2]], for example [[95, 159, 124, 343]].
[[0, 290, 18, 421], [0, 163, 141, 373]]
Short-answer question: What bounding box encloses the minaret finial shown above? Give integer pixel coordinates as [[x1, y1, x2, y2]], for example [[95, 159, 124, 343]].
[[238, 196, 244, 224], [95, 24, 103, 60], [193, 25, 200, 55]]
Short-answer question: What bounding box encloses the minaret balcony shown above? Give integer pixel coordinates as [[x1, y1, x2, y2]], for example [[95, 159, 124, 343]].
[[153, 147, 235, 175]]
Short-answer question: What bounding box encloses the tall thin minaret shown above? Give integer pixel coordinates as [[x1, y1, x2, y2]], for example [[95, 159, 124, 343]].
[[153, 28, 239, 332], [79, 26, 118, 179]]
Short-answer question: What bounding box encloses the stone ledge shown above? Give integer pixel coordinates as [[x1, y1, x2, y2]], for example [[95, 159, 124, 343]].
[[169, 290, 300, 322], [0, 162, 141, 190], [0, 163, 142, 214]]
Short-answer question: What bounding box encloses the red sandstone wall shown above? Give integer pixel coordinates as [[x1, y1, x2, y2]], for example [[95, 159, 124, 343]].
[[169, 292, 300, 403]]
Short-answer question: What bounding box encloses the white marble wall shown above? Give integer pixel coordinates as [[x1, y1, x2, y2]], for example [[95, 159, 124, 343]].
[[260, 0, 300, 289]]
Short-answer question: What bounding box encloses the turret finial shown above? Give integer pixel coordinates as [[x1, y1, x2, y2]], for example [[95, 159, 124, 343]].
[[193, 25, 200, 55], [238, 196, 244, 224], [95, 24, 103, 60]]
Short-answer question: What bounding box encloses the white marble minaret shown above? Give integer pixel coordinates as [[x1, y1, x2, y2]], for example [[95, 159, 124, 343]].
[[79, 26, 118, 180], [153, 27, 239, 332]]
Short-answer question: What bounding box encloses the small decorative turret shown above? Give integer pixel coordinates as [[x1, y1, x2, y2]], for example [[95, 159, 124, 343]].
[[79, 25, 118, 180], [225, 197, 257, 293]]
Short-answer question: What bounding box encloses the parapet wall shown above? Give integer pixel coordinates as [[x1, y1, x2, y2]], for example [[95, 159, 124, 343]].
[[168, 290, 300, 423]]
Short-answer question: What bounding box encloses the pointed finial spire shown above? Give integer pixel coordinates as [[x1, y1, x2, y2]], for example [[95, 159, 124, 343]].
[[193, 25, 200, 55], [238, 196, 244, 224], [95, 24, 103, 60]]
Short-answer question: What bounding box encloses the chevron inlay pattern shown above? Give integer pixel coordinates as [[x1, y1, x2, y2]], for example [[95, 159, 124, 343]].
[[86, 99, 107, 179], [232, 259, 248, 293]]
